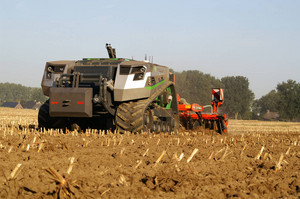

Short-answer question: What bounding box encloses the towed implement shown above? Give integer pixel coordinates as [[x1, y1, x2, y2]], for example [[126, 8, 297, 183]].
[[178, 88, 228, 134], [39, 44, 228, 134]]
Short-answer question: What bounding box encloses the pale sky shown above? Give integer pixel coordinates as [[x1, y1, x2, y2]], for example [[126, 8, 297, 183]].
[[0, 0, 299, 99]]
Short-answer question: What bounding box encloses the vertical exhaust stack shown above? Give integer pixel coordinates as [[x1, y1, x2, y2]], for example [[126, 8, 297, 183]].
[[106, 43, 116, 58]]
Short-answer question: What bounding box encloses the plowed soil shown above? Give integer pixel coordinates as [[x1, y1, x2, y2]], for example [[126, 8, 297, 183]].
[[0, 107, 299, 198]]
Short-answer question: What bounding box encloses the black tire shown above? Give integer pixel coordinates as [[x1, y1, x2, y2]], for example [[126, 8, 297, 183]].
[[38, 100, 67, 129], [212, 121, 218, 131], [204, 120, 210, 129], [218, 119, 228, 135], [115, 80, 179, 133], [215, 120, 220, 134], [115, 100, 151, 133], [192, 120, 201, 129]]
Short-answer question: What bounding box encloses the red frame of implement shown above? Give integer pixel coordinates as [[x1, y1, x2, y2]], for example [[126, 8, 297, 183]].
[[177, 89, 228, 134]]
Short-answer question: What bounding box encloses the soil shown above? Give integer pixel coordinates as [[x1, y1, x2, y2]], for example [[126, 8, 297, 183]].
[[0, 108, 299, 198]]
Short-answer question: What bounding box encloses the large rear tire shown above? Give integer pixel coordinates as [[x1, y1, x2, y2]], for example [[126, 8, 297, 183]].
[[115, 80, 179, 133], [115, 100, 176, 133], [115, 100, 151, 133]]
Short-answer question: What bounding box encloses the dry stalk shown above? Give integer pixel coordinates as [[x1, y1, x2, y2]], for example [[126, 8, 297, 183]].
[[208, 151, 214, 160], [101, 188, 111, 196], [268, 154, 273, 160], [285, 147, 291, 155], [143, 148, 149, 157], [46, 167, 76, 197], [174, 152, 178, 160], [187, 148, 199, 163], [119, 175, 128, 186], [135, 160, 142, 169], [157, 139, 160, 145], [240, 144, 247, 158], [26, 144, 30, 151], [9, 163, 22, 180], [118, 137, 123, 145], [215, 148, 225, 157], [220, 146, 230, 161], [255, 146, 264, 160], [178, 153, 184, 161], [154, 150, 166, 167], [82, 138, 86, 147], [38, 143, 44, 153], [262, 153, 269, 161], [275, 153, 284, 172], [67, 157, 75, 175], [113, 137, 117, 146], [294, 140, 297, 146], [8, 146, 13, 153], [120, 148, 125, 155]]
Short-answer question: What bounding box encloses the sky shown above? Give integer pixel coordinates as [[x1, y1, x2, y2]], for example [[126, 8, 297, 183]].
[[0, 0, 299, 99]]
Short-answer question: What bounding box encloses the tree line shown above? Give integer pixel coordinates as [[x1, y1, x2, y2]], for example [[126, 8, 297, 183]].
[[174, 70, 300, 121], [1, 73, 299, 121], [0, 82, 48, 105], [252, 80, 300, 121]]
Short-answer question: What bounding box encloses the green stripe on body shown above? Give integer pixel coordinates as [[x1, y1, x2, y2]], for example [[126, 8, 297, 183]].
[[145, 79, 166, 90]]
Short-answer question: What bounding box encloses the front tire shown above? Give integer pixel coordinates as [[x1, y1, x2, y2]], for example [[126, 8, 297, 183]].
[[38, 100, 67, 129]]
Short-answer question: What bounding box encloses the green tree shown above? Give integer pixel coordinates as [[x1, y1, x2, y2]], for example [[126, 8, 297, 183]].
[[251, 99, 261, 120], [175, 70, 224, 106], [0, 82, 47, 103], [276, 80, 300, 121], [30, 88, 48, 102], [221, 76, 254, 119], [255, 90, 280, 117]]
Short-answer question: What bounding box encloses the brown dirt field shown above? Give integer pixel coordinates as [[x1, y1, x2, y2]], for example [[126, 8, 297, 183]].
[[0, 107, 299, 198]]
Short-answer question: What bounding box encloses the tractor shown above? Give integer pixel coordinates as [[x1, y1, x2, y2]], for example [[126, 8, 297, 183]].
[[39, 44, 227, 133]]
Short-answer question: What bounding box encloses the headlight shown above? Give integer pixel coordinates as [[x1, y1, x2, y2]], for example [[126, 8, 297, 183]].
[[46, 65, 65, 79], [119, 65, 147, 80], [133, 73, 144, 80], [140, 66, 147, 73], [48, 66, 54, 72], [131, 66, 147, 74], [132, 66, 147, 80]]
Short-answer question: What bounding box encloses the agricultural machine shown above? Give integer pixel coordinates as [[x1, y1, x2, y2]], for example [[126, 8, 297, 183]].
[[178, 89, 228, 134], [39, 44, 228, 134]]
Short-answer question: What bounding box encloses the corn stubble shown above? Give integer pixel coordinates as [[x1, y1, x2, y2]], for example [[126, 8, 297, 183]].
[[0, 108, 300, 198]]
